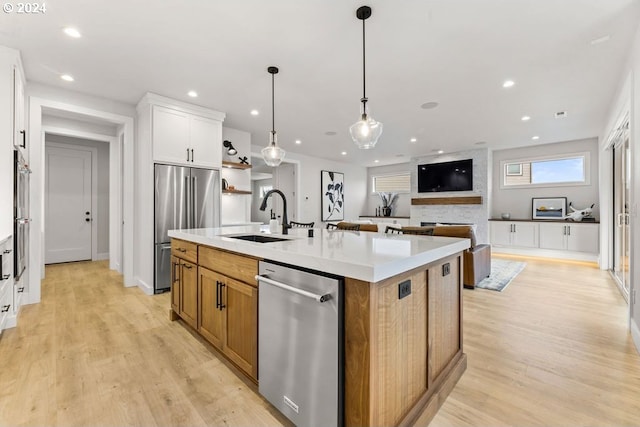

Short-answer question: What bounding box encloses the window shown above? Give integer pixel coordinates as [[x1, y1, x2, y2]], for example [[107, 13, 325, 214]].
[[501, 152, 589, 188], [372, 173, 410, 193], [259, 185, 273, 197]]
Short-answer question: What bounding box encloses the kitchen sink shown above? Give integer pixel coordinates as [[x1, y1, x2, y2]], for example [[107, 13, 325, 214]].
[[227, 234, 290, 243]]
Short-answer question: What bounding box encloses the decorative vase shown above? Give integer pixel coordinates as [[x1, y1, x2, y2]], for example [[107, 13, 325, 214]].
[[382, 206, 392, 217]]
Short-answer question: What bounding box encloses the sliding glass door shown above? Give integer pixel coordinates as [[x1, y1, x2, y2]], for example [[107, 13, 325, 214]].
[[612, 130, 630, 301]]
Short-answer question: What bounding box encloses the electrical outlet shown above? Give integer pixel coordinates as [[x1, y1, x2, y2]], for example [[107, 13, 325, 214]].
[[442, 263, 450, 276], [398, 280, 411, 299]]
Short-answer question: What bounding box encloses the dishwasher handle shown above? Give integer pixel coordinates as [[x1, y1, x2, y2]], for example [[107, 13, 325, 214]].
[[255, 274, 332, 303]]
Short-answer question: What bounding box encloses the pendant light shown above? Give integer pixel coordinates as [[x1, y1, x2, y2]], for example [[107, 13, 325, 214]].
[[262, 66, 286, 167], [349, 5, 383, 150]]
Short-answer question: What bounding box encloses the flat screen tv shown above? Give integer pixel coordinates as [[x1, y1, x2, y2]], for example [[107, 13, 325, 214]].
[[417, 159, 473, 192]]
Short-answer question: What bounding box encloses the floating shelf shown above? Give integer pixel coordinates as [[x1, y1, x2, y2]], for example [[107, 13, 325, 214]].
[[222, 161, 252, 170], [223, 189, 252, 195], [411, 196, 483, 205]]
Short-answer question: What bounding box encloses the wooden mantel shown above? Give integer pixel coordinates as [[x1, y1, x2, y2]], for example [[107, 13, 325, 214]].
[[411, 196, 483, 206]]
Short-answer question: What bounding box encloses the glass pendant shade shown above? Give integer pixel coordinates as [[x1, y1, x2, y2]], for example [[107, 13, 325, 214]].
[[349, 112, 383, 149], [262, 131, 285, 167]]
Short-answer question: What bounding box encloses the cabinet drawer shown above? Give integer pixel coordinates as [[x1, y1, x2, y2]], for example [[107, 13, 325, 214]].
[[199, 246, 259, 287], [171, 239, 197, 263]]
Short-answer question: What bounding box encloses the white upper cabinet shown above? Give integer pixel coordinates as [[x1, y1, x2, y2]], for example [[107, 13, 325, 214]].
[[149, 97, 224, 168]]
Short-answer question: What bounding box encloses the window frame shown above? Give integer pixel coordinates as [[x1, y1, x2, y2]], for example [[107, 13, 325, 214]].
[[371, 172, 411, 194], [500, 151, 590, 189]]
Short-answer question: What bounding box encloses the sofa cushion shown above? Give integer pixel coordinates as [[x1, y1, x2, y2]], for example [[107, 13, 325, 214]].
[[432, 225, 476, 248]]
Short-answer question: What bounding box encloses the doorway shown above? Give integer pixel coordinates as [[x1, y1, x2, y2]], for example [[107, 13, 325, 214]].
[[612, 121, 631, 301], [250, 155, 299, 224], [45, 143, 94, 263]]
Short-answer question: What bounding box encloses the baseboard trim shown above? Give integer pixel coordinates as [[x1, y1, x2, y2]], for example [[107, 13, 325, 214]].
[[136, 277, 154, 295], [492, 246, 599, 263], [95, 252, 109, 261], [631, 319, 640, 356]]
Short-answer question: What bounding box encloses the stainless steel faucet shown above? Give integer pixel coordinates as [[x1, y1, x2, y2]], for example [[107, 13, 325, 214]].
[[259, 189, 290, 234]]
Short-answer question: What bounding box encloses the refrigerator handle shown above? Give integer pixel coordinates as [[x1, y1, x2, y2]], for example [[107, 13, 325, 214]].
[[185, 175, 191, 229], [192, 176, 197, 228]]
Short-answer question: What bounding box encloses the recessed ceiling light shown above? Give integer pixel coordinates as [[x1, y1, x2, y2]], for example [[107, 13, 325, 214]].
[[341, 151, 347, 156], [250, 109, 259, 116], [521, 115, 531, 121], [590, 35, 611, 45], [410, 137, 417, 143], [374, 160, 379, 163], [63, 27, 81, 38], [421, 102, 439, 110], [532, 136, 540, 140], [325, 131, 337, 136], [295, 139, 301, 144], [502, 80, 515, 88], [187, 90, 198, 98], [438, 150, 444, 154], [60, 74, 74, 82]]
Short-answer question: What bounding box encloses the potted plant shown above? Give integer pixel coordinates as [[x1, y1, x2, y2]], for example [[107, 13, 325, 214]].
[[377, 192, 398, 217]]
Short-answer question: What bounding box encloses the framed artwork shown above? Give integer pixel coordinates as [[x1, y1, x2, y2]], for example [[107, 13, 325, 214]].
[[321, 170, 344, 221], [532, 197, 567, 220]]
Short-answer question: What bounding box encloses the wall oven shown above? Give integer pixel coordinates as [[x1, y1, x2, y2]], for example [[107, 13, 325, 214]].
[[14, 150, 29, 281]]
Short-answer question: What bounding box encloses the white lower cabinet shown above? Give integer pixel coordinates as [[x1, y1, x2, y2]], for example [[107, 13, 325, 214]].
[[490, 221, 538, 248], [539, 223, 599, 253], [0, 236, 14, 333], [490, 220, 599, 261]]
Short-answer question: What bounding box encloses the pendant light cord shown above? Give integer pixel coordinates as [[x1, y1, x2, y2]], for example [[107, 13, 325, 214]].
[[271, 72, 276, 136], [362, 16, 366, 101]]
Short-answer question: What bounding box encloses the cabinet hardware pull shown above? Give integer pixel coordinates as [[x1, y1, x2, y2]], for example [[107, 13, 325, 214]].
[[177, 248, 186, 252], [190, 149, 194, 162], [216, 281, 221, 309], [1, 305, 10, 313], [172, 262, 179, 283], [18, 287, 24, 293], [219, 283, 226, 310], [563, 226, 566, 235], [3, 249, 11, 254], [20, 129, 26, 149], [567, 226, 570, 236], [186, 148, 190, 162], [183, 264, 192, 269], [1, 274, 9, 281]]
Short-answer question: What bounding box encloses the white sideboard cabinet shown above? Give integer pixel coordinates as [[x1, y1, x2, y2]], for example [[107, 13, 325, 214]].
[[490, 219, 599, 262]]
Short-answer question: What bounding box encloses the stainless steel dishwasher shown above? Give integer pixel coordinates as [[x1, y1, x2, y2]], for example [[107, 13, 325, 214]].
[[256, 260, 344, 427]]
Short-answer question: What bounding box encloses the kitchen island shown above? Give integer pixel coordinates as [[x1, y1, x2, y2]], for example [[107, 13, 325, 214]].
[[168, 225, 470, 426]]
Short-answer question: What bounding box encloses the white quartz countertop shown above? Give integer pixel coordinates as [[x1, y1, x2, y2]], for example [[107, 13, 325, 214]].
[[168, 225, 470, 283]]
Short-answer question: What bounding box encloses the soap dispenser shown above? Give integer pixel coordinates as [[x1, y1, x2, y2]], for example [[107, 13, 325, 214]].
[[269, 210, 279, 233]]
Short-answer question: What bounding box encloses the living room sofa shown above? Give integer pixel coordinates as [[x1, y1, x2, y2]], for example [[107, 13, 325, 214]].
[[334, 222, 491, 289]]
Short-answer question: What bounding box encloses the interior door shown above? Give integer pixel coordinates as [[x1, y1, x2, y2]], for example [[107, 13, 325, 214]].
[[45, 145, 92, 264], [613, 133, 631, 300]]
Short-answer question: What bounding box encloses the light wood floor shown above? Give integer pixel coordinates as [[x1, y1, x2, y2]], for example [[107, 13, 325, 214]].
[[0, 257, 639, 426]]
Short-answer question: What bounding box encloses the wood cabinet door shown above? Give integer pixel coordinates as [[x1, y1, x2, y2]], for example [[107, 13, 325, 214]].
[[198, 267, 224, 349], [170, 256, 181, 314], [189, 115, 222, 168], [428, 255, 461, 382], [223, 277, 258, 379], [152, 106, 190, 165], [180, 259, 198, 328]]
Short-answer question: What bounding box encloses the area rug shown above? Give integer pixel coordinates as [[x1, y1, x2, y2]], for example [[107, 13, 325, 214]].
[[475, 259, 526, 292]]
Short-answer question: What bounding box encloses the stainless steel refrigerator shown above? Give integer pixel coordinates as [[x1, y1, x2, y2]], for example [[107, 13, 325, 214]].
[[154, 164, 220, 293]]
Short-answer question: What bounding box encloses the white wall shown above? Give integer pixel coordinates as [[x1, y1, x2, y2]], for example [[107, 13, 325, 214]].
[[411, 148, 491, 243], [45, 134, 110, 257], [491, 138, 600, 220], [251, 145, 368, 225], [221, 127, 251, 225], [366, 163, 411, 217], [251, 178, 273, 223], [602, 22, 640, 355]]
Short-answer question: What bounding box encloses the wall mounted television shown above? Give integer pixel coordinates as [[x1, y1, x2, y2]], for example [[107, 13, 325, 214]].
[[417, 159, 473, 192]]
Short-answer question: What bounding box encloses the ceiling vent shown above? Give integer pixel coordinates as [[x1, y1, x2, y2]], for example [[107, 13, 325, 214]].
[[555, 111, 567, 118]]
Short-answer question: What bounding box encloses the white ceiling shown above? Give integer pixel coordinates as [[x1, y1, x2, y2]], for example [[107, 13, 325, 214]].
[[1, 0, 639, 166]]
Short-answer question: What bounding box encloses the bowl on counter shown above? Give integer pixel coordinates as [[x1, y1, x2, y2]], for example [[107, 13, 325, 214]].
[[501, 213, 511, 220]]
